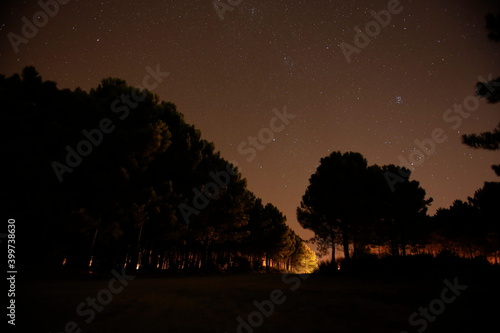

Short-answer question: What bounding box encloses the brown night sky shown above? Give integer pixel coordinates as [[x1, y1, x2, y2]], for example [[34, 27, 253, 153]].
[[1, 0, 499, 241]]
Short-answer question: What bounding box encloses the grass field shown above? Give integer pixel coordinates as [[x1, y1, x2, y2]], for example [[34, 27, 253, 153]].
[[17, 270, 500, 333]]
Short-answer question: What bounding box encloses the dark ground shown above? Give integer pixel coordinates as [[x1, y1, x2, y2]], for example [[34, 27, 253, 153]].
[[15, 267, 500, 333]]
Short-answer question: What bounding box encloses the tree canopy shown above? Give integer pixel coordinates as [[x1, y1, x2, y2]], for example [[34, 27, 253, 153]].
[[298, 150, 499, 266], [297, 151, 432, 264], [1, 67, 317, 274], [462, 11, 500, 176]]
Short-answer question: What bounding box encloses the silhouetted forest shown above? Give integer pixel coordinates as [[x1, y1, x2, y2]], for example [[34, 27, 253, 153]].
[[1, 65, 499, 277], [1, 68, 317, 274], [298, 151, 500, 267], [297, 12, 500, 269]]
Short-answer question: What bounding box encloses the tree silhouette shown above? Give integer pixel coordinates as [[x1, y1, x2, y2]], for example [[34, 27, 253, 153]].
[[469, 182, 500, 260], [298, 152, 432, 265], [462, 12, 500, 176], [297, 151, 370, 262], [433, 182, 500, 261], [485, 12, 500, 42], [378, 165, 432, 256]]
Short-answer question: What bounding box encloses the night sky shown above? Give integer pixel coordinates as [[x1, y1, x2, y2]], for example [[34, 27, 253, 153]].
[[1, 0, 499, 242]]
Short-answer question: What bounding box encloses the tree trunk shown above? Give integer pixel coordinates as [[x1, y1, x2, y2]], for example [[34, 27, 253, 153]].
[[342, 235, 350, 262], [340, 220, 351, 262], [331, 239, 336, 265], [391, 238, 398, 257]]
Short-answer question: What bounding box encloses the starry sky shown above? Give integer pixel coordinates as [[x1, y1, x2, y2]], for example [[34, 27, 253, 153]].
[[1, 0, 499, 242]]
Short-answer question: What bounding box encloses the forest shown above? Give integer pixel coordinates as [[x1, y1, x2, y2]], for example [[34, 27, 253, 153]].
[[1, 66, 499, 276], [1, 68, 317, 274], [298, 151, 500, 266]]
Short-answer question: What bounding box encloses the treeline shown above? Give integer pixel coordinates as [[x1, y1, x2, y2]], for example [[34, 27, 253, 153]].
[[298, 151, 500, 265], [1, 67, 317, 274], [433, 182, 500, 261], [299, 10, 500, 266]]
